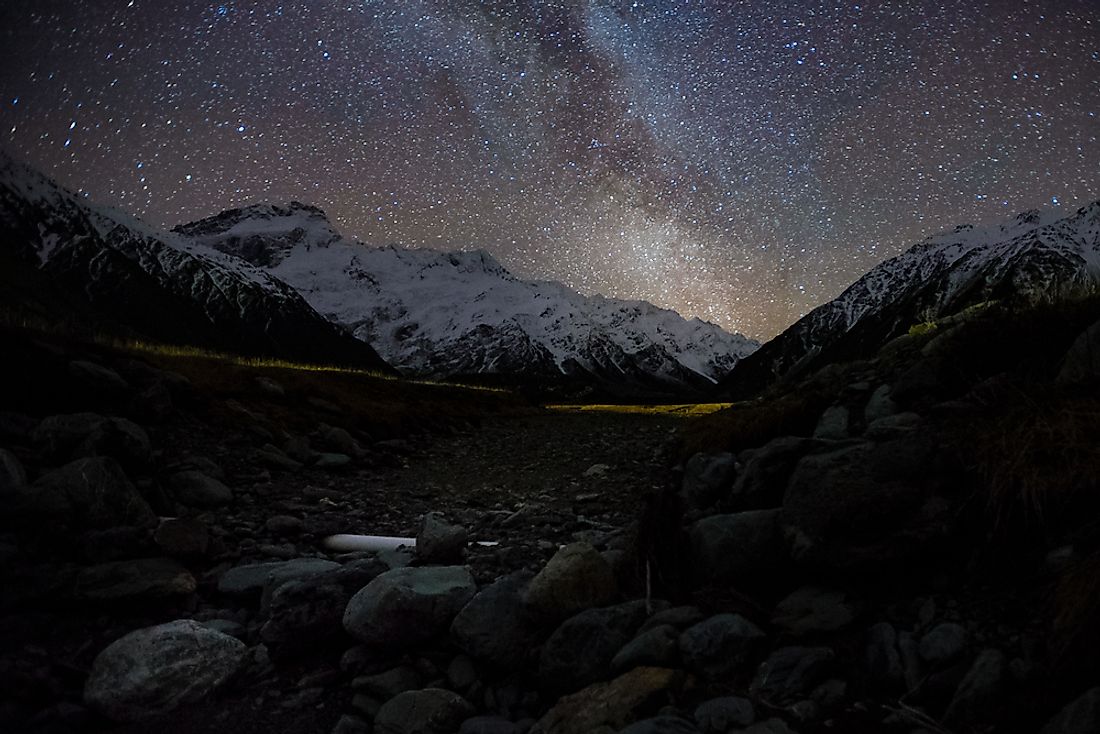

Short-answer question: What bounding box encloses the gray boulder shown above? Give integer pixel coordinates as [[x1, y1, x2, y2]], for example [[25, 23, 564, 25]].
[[258, 557, 341, 611], [750, 646, 834, 703], [1057, 318, 1100, 384], [612, 623, 680, 672], [863, 412, 922, 441], [771, 586, 857, 636], [682, 452, 736, 509], [918, 622, 967, 667], [679, 613, 766, 677], [373, 688, 474, 734], [22, 457, 155, 529], [217, 561, 286, 598], [618, 717, 700, 734], [865, 622, 905, 693], [863, 384, 898, 424], [943, 648, 1009, 728], [726, 436, 818, 511], [84, 619, 247, 722], [540, 600, 649, 691], [154, 518, 210, 557], [689, 509, 781, 584], [33, 413, 150, 467], [1041, 687, 1100, 734], [523, 542, 617, 622], [0, 448, 27, 491], [451, 572, 537, 670], [168, 470, 232, 508], [352, 665, 422, 700], [737, 719, 797, 734], [417, 512, 467, 564], [344, 566, 477, 647], [813, 405, 849, 439], [73, 557, 196, 601], [694, 696, 755, 732]]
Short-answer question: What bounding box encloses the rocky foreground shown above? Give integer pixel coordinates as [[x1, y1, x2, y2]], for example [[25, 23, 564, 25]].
[[3, 301, 1100, 734]]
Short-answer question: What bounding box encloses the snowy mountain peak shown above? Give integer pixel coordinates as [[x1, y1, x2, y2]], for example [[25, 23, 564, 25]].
[[173, 201, 342, 266]]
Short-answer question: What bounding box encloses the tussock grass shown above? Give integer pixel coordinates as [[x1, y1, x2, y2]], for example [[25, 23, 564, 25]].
[[679, 389, 831, 456], [546, 403, 732, 417]]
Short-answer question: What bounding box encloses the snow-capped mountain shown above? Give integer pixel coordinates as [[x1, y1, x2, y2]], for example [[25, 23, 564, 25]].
[[0, 154, 392, 371], [722, 201, 1100, 396], [174, 203, 758, 394]]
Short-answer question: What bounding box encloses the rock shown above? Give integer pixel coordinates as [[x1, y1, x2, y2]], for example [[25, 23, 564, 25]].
[[258, 446, 304, 472], [726, 436, 818, 511], [863, 412, 922, 441], [344, 566, 477, 647], [84, 619, 247, 722], [316, 452, 353, 470], [352, 665, 422, 700], [202, 619, 246, 639], [523, 542, 617, 622], [682, 452, 736, 509], [21, 456, 156, 529], [173, 455, 225, 480], [259, 557, 342, 610], [452, 572, 538, 670], [374, 688, 474, 734], [612, 624, 680, 672], [750, 647, 834, 703], [918, 622, 967, 667], [639, 606, 705, 633], [33, 413, 151, 467], [255, 376, 285, 397], [0, 447, 27, 491], [865, 622, 905, 693], [689, 509, 782, 584], [283, 435, 317, 463], [1041, 686, 1100, 734], [319, 424, 364, 458], [154, 517, 210, 557], [737, 719, 797, 734], [771, 586, 856, 636], [781, 438, 942, 572], [678, 614, 766, 677], [584, 463, 611, 477], [217, 561, 286, 598], [461, 715, 524, 734], [168, 471, 232, 508], [943, 648, 1008, 728], [447, 654, 478, 691], [417, 512, 467, 563], [540, 600, 649, 691], [69, 360, 129, 392], [333, 714, 372, 734], [265, 514, 303, 535], [261, 561, 385, 651], [693, 696, 755, 732], [618, 716, 700, 734], [530, 667, 686, 734], [1057, 317, 1100, 384], [863, 384, 898, 423], [73, 557, 197, 601], [813, 405, 849, 439]]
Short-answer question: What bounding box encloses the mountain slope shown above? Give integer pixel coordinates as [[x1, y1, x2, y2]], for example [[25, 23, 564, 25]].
[[721, 201, 1100, 396], [174, 204, 759, 395], [0, 154, 393, 372]]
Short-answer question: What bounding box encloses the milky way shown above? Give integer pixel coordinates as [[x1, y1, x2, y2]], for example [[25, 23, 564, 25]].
[[1, 1, 1098, 339]]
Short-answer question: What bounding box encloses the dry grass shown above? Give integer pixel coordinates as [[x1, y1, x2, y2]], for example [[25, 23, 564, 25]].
[[679, 389, 831, 456], [546, 403, 732, 417]]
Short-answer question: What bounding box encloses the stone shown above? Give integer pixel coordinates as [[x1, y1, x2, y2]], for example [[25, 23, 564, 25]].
[[417, 512, 468, 563], [523, 542, 617, 622], [154, 517, 210, 557], [258, 446, 304, 472], [283, 435, 317, 463], [639, 606, 705, 633], [352, 665, 422, 700], [750, 647, 834, 703], [23, 456, 155, 529], [333, 714, 372, 734], [255, 376, 285, 397], [447, 654, 478, 690], [73, 557, 197, 601], [259, 557, 342, 610], [618, 717, 700, 734], [678, 614, 766, 677], [863, 384, 898, 423], [771, 586, 856, 636], [0, 447, 27, 491], [540, 600, 649, 691], [461, 715, 524, 734], [1057, 318, 1100, 384], [693, 696, 755, 733], [918, 622, 967, 667], [612, 624, 680, 672], [69, 360, 129, 392], [374, 688, 474, 734], [943, 649, 1008, 728], [813, 405, 849, 439], [689, 509, 782, 584], [202, 619, 246, 639], [319, 424, 365, 458], [863, 412, 922, 441], [84, 619, 247, 722], [265, 514, 303, 535], [726, 436, 818, 511], [865, 622, 905, 693], [681, 452, 736, 509], [33, 413, 151, 467], [316, 452, 353, 470], [737, 719, 797, 734], [344, 566, 477, 647], [217, 561, 286, 598], [530, 667, 686, 734], [168, 471, 232, 508], [1041, 687, 1100, 734], [452, 572, 538, 670]]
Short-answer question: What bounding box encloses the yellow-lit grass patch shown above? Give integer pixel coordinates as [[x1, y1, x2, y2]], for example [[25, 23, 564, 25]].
[[545, 403, 733, 417]]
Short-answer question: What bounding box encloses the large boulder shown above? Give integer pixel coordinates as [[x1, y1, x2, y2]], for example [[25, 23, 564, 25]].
[[523, 542, 617, 622], [943, 648, 1008, 729], [725, 436, 819, 511], [33, 413, 150, 468], [771, 586, 857, 636], [167, 470, 232, 508], [373, 688, 474, 734], [540, 601, 650, 691], [678, 614, 766, 677], [17, 457, 155, 529], [0, 448, 27, 492], [749, 646, 834, 703], [1057, 318, 1100, 384], [693, 696, 755, 733], [689, 509, 782, 584], [611, 624, 680, 672], [451, 572, 538, 670], [73, 557, 196, 602], [681, 452, 736, 510], [84, 619, 247, 722], [417, 512, 467, 564], [1041, 687, 1100, 734], [344, 566, 477, 647], [530, 667, 686, 734]]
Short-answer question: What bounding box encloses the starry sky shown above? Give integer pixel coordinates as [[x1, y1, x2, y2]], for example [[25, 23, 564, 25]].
[[2, 1, 1098, 339]]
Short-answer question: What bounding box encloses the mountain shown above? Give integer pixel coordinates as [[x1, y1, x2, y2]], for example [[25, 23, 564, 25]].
[[0, 154, 392, 372], [174, 204, 759, 395], [721, 201, 1100, 397]]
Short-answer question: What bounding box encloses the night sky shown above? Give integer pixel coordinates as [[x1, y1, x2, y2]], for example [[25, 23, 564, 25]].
[[2, 1, 1098, 340]]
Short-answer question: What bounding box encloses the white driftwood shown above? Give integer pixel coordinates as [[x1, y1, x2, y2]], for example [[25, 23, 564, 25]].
[[323, 534, 416, 552]]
